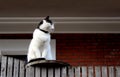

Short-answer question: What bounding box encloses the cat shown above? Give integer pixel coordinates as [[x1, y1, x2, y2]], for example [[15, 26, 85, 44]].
[[27, 16, 54, 62]]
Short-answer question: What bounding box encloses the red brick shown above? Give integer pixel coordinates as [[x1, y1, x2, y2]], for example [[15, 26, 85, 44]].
[[55, 34, 120, 66]]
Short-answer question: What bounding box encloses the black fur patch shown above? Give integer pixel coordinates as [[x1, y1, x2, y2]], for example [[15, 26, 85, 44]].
[[37, 20, 43, 28]]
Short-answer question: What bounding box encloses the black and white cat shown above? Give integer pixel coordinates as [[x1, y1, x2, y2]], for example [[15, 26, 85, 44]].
[[27, 16, 54, 62]]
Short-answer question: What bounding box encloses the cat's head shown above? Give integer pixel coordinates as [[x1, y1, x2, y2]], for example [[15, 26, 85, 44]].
[[37, 16, 54, 33]]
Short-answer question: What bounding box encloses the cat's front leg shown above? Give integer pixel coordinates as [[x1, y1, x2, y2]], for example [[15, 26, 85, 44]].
[[34, 47, 41, 58], [42, 44, 53, 60]]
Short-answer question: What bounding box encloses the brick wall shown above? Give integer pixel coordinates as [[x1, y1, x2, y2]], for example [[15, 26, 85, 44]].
[[53, 34, 120, 66]]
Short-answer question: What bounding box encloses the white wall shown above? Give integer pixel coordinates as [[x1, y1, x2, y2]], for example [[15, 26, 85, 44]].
[[0, 39, 56, 60]]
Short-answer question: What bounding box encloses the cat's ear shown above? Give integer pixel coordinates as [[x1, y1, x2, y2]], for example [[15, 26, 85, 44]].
[[45, 16, 50, 20], [44, 16, 53, 25]]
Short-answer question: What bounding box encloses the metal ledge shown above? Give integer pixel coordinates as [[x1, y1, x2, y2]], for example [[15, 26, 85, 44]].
[[26, 58, 71, 68]]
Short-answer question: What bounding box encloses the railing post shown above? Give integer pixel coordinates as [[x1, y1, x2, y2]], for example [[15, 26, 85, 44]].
[[1, 56, 7, 77]]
